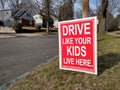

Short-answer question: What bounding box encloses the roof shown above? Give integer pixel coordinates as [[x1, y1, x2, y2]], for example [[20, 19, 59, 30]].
[[11, 8, 29, 19], [34, 13, 58, 21]]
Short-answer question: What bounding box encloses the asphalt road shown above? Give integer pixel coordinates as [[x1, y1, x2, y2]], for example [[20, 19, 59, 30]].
[[0, 35, 58, 87]]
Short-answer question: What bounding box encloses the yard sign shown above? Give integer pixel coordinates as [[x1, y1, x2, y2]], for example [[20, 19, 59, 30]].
[[58, 17, 97, 75]]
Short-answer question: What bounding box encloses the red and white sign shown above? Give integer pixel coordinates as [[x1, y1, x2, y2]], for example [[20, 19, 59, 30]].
[[58, 17, 97, 75]]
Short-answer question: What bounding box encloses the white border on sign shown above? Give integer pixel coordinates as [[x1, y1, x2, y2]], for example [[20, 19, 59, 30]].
[[58, 22, 62, 70], [58, 16, 97, 75], [93, 16, 97, 75]]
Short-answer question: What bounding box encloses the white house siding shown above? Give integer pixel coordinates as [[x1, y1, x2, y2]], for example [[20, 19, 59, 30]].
[[51, 15, 58, 28], [33, 14, 43, 26], [53, 20, 58, 28], [33, 14, 58, 28], [0, 10, 13, 26]]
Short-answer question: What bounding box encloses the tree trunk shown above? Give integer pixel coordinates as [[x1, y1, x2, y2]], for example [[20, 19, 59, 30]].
[[82, 0, 89, 18], [46, 21, 49, 33], [45, 0, 50, 33], [98, 0, 108, 34], [98, 16, 106, 34]]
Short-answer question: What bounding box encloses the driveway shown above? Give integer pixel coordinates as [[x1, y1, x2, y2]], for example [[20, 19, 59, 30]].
[[0, 35, 58, 88]]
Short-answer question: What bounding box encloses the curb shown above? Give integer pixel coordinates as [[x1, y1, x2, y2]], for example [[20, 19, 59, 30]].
[[0, 32, 58, 39], [0, 35, 15, 39]]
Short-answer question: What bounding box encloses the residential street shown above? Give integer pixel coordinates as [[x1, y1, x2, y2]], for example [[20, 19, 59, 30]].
[[0, 35, 58, 87]]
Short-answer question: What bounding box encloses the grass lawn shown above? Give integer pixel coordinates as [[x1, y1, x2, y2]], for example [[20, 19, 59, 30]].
[[7, 34, 120, 90]]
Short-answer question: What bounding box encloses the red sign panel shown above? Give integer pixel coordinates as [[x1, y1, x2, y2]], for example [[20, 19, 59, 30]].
[[58, 17, 97, 75]]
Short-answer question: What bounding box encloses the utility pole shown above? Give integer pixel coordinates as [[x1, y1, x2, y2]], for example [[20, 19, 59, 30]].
[[82, 0, 89, 18]]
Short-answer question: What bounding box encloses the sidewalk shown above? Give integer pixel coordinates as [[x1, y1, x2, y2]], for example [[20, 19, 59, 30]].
[[0, 27, 15, 34], [107, 30, 120, 37]]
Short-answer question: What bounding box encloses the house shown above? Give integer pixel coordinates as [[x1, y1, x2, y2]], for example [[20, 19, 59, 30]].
[[0, 9, 13, 26], [33, 14, 58, 28], [0, 9, 34, 26], [51, 15, 58, 28], [33, 14, 43, 26]]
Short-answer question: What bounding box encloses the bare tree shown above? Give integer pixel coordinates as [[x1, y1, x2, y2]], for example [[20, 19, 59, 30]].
[[75, 10, 82, 19], [82, 0, 119, 33], [108, 0, 120, 15], [0, 0, 7, 10], [34, 0, 64, 32], [5, 0, 36, 11], [45, 0, 51, 33], [106, 12, 119, 31], [40, 0, 52, 33], [98, 0, 108, 34], [89, 0, 120, 17], [59, 0, 74, 21], [22, 0, 36, 9], [34, 0, 45, 13], [34, 0, 64, 17], [0, 0, 6, 9], [7, 0, 23, 9], [74, 0, 82, 19], [50, 0, 64, 17]]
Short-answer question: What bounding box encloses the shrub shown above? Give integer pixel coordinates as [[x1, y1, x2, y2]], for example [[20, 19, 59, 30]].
[[0, 21, 4, 26], [35, 25, 41, 31], [12, 22, 22, 33], [107, 18, 119, 32], [106, 12, 119, 32]]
